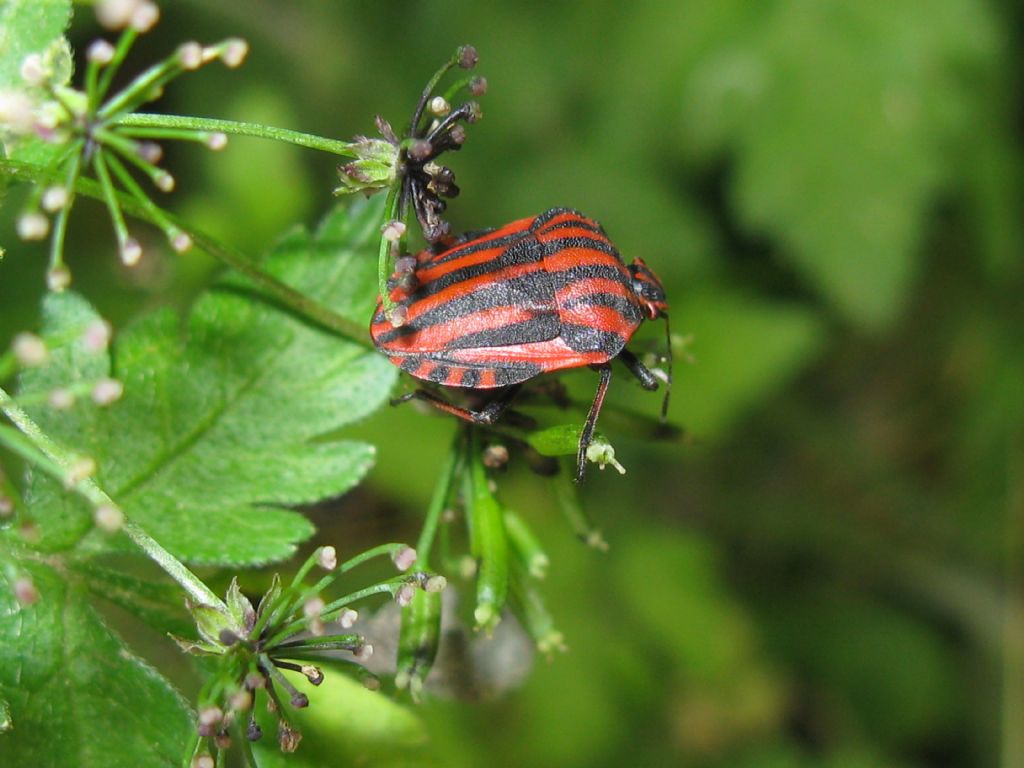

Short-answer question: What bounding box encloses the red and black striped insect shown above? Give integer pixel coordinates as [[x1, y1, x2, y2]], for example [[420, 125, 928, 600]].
[[371, 207, 671, 483]]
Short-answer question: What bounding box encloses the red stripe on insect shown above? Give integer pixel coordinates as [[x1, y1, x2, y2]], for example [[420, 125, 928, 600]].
[[384, 305, 544, 352]]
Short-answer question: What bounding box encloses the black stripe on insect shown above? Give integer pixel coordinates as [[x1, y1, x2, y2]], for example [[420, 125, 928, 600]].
[[372, 209, 674, 483]]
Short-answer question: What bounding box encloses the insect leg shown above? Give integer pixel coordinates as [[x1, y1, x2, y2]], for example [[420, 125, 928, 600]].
[[392, 385, 523, 425], [575, 365, 613, 484], [617, 349, 659, 391]]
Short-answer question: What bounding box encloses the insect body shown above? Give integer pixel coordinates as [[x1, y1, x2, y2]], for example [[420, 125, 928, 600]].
[[371, 208, 670, 482]]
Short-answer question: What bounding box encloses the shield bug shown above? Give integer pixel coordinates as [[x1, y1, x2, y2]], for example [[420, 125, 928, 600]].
[[371, 207, 671, 483]]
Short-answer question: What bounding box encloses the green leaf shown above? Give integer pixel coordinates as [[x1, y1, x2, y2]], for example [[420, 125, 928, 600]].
[[18, 197, 394, 565], [0, 0, 73, 168], [0, 0, 71, 88], [0, 560, 193, 767], [251, 667, 426, 766], [675, 0, 999, 327]]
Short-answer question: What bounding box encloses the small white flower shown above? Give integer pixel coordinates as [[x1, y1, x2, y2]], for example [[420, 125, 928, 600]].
[[94, 503, 125, 532], [41, 186, 68, 212], [317, 545, 337, 571], [12, 332, 47, 367], [205, 131, 228, 150], [81, 319, 113, 353], [16, 211, 49, 240], [303, 597, 325, 618], [87, 40, 116, 65], [65, 457, 97, 487], [130, 0, 159, 32], [221, 39, 249, 68], [429, 96, 451, 117], [154, 171, 175, 192], [178, 42, 203, 70], [395, 582, 416, 607], [46, 265, 72, 292], [392, 545, 417, 571], [381, 220, 407, 242], [48, 388, 75, 410], [91, 378, 124, 406], [338, 608, 358, 628], [96, 0, 141, 30], [20, 54, 46, 87], [0, 90, 36, 134], [137, 141, 163, 163], [171, 231, 193, 253], [120, 238, 142, 266]]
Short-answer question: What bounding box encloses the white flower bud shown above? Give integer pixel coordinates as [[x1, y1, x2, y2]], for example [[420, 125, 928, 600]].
[[138, 141, 162, 163], [12, 333, 47, 367], [170, 230, 193, 253], [120, 238, 142, 266], [424, 575, 447, 593], [41, 186, 69, 213], [65, 457, 96, 487], [81, 319, 113, 353], [338, 608, 358, 628], [94, 503, 124, 532], [303, 597, 325, 618], [395, 582, 416, 607], [317, 545, 337, 571], [91, 378, 124, 405], [16, 212, 49, 240], [48, 388, 75, 410], [87, 40, 116, 65], [0, 90, 35, 134], [429, 96, 451, 117], [46, 265, 72, 292], [20, 54, 46, 87], [130, 1, 159, 32], [154, 171, 174, 192], [96, 0, 140, 30], [392, 546, 417, 571], [381, 220, 406, 242], [205, 131, 227, 150], [178, 42, 203, 70], [221, 39, 249, 68]]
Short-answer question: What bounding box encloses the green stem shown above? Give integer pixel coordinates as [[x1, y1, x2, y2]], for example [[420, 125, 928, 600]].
[[0, 386, 225, 611], [465, 428, 509, 631], [49, 147, 84, 275], [376, 181, 402, 317], [0, 158, 371, 346], [117, 113, 357, 156], [91, 149, 131, 250], [415, 431, 463, 568], [95, 28, 139, 108]]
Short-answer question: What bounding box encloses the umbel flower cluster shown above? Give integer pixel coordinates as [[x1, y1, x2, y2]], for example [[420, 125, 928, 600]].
[[0, 0, 246, 289], [182, 545, 444, 764]]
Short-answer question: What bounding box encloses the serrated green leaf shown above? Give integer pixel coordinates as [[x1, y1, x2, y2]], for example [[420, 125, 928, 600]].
[[75, 560, 195, 637], [0, 560, 193, 767], [0, 0, 71, 88], [18, 198, 395, 566]]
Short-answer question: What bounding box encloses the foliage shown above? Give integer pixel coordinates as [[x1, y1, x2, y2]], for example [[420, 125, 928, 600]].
[[2, 0, 1023, 767]]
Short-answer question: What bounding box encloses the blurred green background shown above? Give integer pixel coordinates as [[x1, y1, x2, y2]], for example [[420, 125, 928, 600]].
[[3, 1, 1023, 766]]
